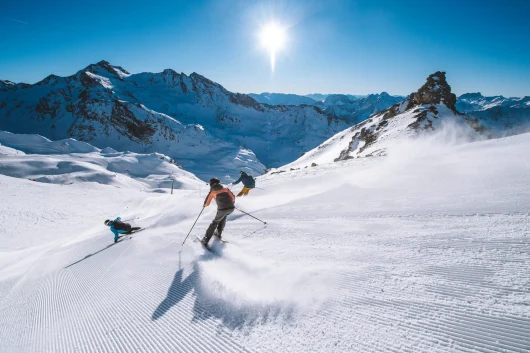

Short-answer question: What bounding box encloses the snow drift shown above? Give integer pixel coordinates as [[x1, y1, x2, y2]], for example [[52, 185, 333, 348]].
[[0, 131, 203, 191]]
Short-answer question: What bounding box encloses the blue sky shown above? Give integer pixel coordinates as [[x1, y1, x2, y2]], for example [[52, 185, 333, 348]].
[[1, 0, 529, 96]]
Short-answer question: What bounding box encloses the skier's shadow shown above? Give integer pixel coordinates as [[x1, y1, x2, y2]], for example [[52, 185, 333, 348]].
[[151, 251, 208, 321], [64, 243, 117, 269]]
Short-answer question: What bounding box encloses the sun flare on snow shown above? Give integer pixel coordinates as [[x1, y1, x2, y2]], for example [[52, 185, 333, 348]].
[[260, 22, 286, 72]]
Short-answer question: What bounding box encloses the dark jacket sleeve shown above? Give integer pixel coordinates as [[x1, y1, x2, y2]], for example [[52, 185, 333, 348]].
[[233, 176, 242, 185]]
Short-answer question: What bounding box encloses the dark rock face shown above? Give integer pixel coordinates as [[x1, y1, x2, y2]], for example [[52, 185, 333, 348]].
[[407, 71, 457, 111], [110, 101, 156, 143]]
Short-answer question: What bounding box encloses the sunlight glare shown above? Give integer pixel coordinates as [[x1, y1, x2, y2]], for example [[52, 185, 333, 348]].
[[260, 22, 286, 72]]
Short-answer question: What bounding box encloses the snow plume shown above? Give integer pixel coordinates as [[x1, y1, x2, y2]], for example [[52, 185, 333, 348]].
[[340, 120, 483, 191], [193, 245, 329, 328], [384, 119, 483, 167]]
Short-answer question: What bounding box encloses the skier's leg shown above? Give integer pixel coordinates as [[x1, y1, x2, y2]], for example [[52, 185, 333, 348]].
[[216, 208, 234, 237], [243, 187, 251, 196], [131, 227, 141, 231], [203, 210, 224, 244], [203, 222, 217, 245], [237, 188, 245, 197]]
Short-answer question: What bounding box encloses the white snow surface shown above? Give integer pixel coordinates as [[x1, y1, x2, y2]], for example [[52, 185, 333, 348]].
[[0, 131, 204, 191], [1, 132, 530, 352]]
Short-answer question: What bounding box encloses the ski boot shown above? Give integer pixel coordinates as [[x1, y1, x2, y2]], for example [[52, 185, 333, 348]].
[[213, 229, 222, 241], [200, 237, 209, 247]]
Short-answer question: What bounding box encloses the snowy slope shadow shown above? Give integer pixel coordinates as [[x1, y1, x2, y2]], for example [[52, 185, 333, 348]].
[[152, 246, 298, 331], [63, 243, 117, 269], [151, 252, 195, 321]]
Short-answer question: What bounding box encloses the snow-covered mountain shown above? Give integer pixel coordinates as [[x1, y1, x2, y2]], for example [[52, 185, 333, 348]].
[[282, 72, 485, 168], [304, 93, 329, 101], [249, 91, 405, 125], [0, 80, 16, 88], [456, 92, 530, 112], [248, 92, 317, 105], [317, 92, 406, 125], [456, 92, 530, 135], [0, 61, 348, 181], [0, 131, 203, 190]]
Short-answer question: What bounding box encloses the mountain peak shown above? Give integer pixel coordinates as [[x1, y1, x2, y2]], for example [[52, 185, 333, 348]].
[[82, 60, 130, 78], [459, 92, 483, 99], [408, 71, 457, 111], [0, 80, 16, 87]]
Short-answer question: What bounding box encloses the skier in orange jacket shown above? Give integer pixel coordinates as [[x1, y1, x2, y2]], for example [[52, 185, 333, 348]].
[[201, 178, 235, 246]]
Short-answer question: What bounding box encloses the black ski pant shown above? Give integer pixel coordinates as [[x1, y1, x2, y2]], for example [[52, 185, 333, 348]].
[[114, 221, 141, 234], [126, 227, 141, 234], [204, 208, 234, 244]]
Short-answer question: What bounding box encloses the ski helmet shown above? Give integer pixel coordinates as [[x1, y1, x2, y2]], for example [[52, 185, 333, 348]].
[[104, 219, 111, 226], [209, 178, 220, 187]]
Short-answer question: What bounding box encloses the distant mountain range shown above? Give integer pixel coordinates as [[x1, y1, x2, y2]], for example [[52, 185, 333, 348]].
[[281, 72, 516, 168], [249, 92, 405, 125], [0, 80, 16, 87], [1, 62, 528, 179], [456, 93, 530, 135], [248, 92, 318, 106], [250, 90, 530, 135], [0, 61, 350, 181]]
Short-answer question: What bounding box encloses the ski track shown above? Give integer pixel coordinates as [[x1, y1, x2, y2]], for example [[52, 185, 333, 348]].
[[1, 211, 529, 351], [219, 215, 530, 353]]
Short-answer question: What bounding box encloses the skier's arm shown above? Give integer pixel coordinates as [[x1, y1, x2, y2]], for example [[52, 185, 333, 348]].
[[233, 176, 242, 185], [115, 217, 121, 221], [203, 191, 213, 207], [110, 226, 119, 237]]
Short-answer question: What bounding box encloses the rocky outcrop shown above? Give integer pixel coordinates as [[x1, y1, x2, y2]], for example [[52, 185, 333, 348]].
[[284, 72, 488, 168], [406, 71, 457, 111]]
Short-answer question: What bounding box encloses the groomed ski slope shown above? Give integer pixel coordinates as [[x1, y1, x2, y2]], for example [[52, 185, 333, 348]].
[[1, 132, 530, 352]]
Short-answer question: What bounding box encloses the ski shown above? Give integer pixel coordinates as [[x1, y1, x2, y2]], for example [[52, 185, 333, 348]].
[[114, 235, 128, 243], [114, 228, 145, 243], [195, 236, 212, 252]]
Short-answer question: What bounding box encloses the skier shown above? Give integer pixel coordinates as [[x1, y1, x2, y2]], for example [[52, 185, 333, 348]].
[[233, 171, 255, 197], [201, 178, 235, 247], [104, 217, 141, 243]]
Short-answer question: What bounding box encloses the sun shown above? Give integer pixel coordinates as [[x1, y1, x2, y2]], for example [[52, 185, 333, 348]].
[[259, 22, 286, 72]]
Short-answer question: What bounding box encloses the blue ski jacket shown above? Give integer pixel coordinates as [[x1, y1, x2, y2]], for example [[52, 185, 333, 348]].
[[233, 172, 255, 188], [109, 217, 128, 240]]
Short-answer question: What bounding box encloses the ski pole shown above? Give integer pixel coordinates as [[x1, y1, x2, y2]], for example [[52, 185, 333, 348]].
[[235, 207, 267, 224], [182, 207, 205, 245]]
